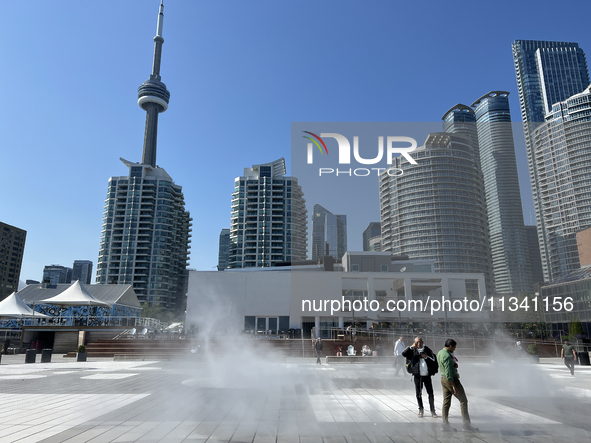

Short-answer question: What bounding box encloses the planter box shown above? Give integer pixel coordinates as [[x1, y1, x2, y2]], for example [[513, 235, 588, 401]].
[[76, 352, 87, 362]]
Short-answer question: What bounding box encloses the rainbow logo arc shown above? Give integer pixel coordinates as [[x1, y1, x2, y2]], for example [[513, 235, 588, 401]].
[[302, 131, 328, 155]]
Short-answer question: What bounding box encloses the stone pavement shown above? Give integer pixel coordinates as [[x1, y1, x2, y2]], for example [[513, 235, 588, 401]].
[[0, 354, 590, 442]]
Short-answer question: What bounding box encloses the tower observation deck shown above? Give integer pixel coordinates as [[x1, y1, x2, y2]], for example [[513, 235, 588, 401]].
[[138, 0, 170, 167]]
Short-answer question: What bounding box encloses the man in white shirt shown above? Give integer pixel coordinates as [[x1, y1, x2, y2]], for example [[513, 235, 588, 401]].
[[402, 337, 438, 418], [393, 336, 406, 376]]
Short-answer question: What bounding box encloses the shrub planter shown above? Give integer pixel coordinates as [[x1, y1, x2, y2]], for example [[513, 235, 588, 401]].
[[76, 345, 87, 362]]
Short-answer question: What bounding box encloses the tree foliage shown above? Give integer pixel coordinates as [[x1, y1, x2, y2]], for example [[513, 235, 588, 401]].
[[569, 316, 584, 337]]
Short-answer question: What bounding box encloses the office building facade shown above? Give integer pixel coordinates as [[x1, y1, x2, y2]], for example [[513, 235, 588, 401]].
[[311, 204, 347, 260], [0, 222, 26, 301], [229, 158, 307, 268], [530, 86, 591, 280], [513, 40, 590, 282], [72, 260, 93, 284], [95, 2, 191, 313]]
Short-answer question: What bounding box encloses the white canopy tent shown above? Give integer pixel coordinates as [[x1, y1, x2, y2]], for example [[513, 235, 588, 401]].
[[42, 280, 110, 325], [42, 281, 110, 307], [0, 292, 50, 319]]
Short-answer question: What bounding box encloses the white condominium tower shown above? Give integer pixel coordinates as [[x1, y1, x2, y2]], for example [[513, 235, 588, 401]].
[[471, 92, 534, 294], [379, 133, 493, 294], [531, 86, 591, 280], [229, 158, 307, 268]]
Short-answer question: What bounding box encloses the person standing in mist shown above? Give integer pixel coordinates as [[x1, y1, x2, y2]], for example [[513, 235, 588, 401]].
[[402, 337, 438, 418], [561, 339, 577, 375], [437, 339, 478, 432], [393, 336, 405, 376], [315, 338, 323, 365]]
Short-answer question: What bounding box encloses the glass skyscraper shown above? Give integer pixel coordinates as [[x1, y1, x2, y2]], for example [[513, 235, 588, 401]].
[[513, 40, 590, 281], [95, 2, 192, 313], [229, 158, 307, 268], [311, 204, 347, 260], [513, 41, 589, 123]]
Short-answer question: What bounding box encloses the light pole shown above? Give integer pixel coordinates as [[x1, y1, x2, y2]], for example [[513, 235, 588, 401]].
[[535, 290, 544, 341]]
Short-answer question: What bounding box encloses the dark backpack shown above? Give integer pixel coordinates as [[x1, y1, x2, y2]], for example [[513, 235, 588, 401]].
[[405, 358, 413, 374]]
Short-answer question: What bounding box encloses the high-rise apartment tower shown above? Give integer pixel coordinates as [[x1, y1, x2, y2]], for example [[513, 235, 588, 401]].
[[531, 86, 591, 280], [379, 133, 492, 293], [229, 158, 307, 268], [0, 222, 26, 300], [513, 40, 590, 282], [470, 91, 533, 294]]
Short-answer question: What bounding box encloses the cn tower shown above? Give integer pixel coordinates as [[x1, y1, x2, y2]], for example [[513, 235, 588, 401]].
[[96, 0, 191, 314], [138, 0, 170, 167]]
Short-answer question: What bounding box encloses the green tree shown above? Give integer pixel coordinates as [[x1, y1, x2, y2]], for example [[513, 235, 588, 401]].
[[569, 316, 584, 337]]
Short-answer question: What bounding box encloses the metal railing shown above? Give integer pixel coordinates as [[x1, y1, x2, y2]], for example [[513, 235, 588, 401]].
[[0, 315, 141, 328]]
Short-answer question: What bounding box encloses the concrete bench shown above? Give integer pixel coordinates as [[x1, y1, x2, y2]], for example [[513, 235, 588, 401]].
[[325, 356, 397, 364]]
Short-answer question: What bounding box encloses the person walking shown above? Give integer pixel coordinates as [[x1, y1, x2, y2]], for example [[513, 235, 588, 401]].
[[402, 337, 438, 418], [561, 339, 577, 375], [315, 338, 323, 365], [437, 339, 478, 432], [393, 336, 405, 376]]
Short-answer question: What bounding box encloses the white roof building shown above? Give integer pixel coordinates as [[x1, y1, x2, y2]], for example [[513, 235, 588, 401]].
[[186, 252, 488, 337]]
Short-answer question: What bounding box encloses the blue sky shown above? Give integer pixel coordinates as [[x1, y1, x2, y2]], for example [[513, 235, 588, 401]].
[[1, 0, 591, 282]]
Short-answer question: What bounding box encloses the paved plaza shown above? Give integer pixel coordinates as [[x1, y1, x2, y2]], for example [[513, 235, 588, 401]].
[[0, 352, 590, 442]]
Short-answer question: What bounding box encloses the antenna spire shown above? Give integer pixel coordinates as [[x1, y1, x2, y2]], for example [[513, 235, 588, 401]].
[[137, 0, 170, 167]]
